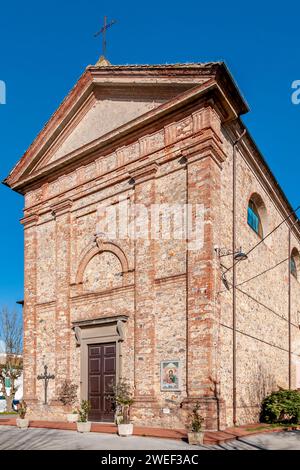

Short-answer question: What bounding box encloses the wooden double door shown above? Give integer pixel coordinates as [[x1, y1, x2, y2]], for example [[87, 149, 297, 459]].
[[88, 343, 116, 422]]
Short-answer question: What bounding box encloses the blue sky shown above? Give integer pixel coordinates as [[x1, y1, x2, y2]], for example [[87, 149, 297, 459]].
[[0, 0, 299, 309]]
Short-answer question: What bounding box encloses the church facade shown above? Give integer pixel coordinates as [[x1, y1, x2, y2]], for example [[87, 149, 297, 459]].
[[5, 60, 300, 430]]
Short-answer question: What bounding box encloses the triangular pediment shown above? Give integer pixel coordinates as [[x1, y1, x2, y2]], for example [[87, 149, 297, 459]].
[[4, 63, 248, 192], [35, 85, 182, 171]]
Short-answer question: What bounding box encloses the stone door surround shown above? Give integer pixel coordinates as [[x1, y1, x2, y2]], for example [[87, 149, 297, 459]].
[[72, 315, 128, 404]]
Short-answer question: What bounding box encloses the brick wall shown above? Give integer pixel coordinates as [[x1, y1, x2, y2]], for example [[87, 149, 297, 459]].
[[20, 100, 300, 430]]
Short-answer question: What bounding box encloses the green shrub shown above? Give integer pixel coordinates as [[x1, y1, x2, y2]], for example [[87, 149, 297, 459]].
[[111, 379, 134, 425], [188, 402, 204, 433], [260, 389, 300, 424], [77, 400, 91, 423]]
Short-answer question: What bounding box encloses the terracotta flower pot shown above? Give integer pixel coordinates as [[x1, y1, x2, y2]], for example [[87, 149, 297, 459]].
[[76, 421, 91, 433], [118, 423, 133, 437], [16, 418, 29, 429], [188, 431, 204, 445]]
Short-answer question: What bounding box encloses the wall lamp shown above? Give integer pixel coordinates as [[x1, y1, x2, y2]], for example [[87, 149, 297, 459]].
[[215, 246, 248, 262]]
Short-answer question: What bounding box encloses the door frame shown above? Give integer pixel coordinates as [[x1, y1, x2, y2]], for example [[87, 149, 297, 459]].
[[87, 342, 116, 422], [82, 335, 120, 406], [72, 315, 128, 418]]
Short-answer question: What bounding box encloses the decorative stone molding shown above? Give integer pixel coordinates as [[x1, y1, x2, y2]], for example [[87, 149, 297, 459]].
[[139, 130, 165, 157], [116, 319, 125, 341], [192, 106, 221, 136], [50, 199, 73, 217], [72, 314, 128, 329], [70, 283, 134, 305], [164, 107, 222, 149], [117, 142, 140, 166], [74, 326, 82, 346], [20, 213, 39, 228], [75, 239, 131, 291], [128, 161, 159, 185], [72, 315, 129, 401], [165, 116, 193, 146], [180, 135, 227, 166]]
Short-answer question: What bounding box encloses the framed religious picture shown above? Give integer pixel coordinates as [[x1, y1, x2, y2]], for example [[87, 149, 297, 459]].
[[160, 360, 180, 391]]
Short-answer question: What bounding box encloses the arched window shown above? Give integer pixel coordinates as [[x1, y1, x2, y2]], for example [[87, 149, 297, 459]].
[[290, 248, 300, 279], [247, 199, 263, 237]]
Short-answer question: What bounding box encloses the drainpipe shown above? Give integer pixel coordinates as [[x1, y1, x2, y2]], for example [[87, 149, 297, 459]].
[[232, 129, 246, 426], [288, 228, 291, 389], [184, 155, 189, 398]]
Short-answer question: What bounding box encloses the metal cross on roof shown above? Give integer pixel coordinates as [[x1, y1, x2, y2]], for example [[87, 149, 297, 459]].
[[94, 16, 117, 58]]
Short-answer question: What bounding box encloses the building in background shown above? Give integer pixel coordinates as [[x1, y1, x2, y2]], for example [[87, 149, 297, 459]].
[[4, 59, 300, 429], [0, 353, 23, 412]]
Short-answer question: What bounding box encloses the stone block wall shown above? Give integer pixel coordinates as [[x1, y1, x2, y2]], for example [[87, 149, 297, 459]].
[[218, 127, 300, 427]]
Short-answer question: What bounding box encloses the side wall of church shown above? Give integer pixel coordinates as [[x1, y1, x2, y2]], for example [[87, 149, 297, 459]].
[[218, 127, 300, 427]]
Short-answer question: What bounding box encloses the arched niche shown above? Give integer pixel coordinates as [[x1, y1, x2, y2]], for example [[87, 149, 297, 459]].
[[75, 240, 130, 292]]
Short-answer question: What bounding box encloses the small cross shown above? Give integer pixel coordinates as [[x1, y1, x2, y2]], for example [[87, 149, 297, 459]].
[[94, 16, 117, 58], [37, 365, 55, 405]]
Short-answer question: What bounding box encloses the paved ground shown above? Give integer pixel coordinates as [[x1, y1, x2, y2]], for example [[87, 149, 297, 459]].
[[0, 425, 299, 450], [240, 431, 300, 450], [0, 425, 256, 450], [0, 425, 205, 450]]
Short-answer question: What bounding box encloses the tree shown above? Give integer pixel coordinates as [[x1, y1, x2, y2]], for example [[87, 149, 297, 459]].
[[0, 307, 23, 412], [111, 379, 134, 424]]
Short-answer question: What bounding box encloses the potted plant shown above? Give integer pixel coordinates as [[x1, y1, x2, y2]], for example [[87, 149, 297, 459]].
[[16, 400, 29, 429], [112, 379, 134, 437], [76, 400, 91, 433], [187, 402, 204, 445], [58, 380, 79, 422], [69, 410, 79, 423]]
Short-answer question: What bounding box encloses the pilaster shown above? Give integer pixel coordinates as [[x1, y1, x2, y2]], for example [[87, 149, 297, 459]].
[[131, 163, 158, 417], [182, 124, 223, 430], [51, 200, 73, 399], [21, 214, 39, 403]]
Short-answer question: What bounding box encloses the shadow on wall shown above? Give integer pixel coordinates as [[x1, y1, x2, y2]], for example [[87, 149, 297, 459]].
[[239, 363, 277, 424]]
